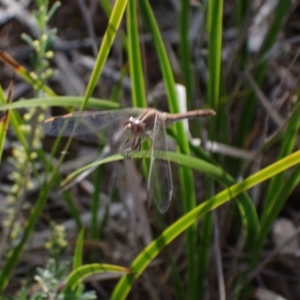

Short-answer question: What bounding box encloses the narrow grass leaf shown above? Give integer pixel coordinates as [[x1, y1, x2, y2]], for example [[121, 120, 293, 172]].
[[179, 0, 193, 105], [262, 103, 300, 217], [253, 103, 300, 262], [202, 1, 223, 297], [0, 82, 13, 162], [82, 0, 128, 110], [64, 263, 132, 291], [0, 50, 56, 96], [0, 97, 120, 112], [73, 229, 85, 270], [62, 150, 259, 246], [111, 150, 300, 299], [91, 163, 102, 239], [127, 0, 147, 108], [237, 0, 292, 147], [138, 2, 198, 297]]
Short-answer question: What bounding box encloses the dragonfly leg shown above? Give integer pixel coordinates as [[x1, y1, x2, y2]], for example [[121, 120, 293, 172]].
[[142, 136, 152, 159], [120, 138, 142, 158], [120, 139, 132, 158], [135, 138, 142, 151], [136, 136, 153, 168]]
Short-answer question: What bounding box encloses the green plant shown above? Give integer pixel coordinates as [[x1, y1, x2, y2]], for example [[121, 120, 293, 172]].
[[0, 0, 299, 299]]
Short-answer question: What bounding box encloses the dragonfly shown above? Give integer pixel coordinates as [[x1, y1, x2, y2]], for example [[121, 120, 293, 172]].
[[44, 108, 216, 212]]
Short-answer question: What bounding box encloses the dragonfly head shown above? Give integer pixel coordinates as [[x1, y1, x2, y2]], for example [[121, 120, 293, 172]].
[[123, 117, 146, 137]]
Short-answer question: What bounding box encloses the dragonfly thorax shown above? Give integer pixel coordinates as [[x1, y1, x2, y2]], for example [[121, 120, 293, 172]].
[[123, 117, 146, 138]]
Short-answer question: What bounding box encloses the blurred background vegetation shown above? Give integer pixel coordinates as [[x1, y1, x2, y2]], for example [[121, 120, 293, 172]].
[[0, 0, 299, 299]]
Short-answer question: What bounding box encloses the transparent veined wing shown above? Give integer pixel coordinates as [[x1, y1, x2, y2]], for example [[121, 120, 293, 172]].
[[147, 114, 173, 213], [44, 108, 146, 144]]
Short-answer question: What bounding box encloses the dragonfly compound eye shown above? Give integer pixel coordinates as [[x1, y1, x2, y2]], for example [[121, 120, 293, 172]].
[[123, 119, 145, 136]]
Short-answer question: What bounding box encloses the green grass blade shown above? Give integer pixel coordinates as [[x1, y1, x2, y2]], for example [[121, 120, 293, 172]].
[[0, 50, 56, 96], [0, 84, 13, 163], [0, 97, 120, 111], [91, 164, 102, 239], [207, 0, 223, 110], [64, 263, 132, 291], [62, 190, 82, 230], [197, 211, 213, 297], [138, 2, 198, 296], [253, 165, 300, 266], [73, 229, 85, 270], [111, 150, 300, 299], [237, 0, 292, 147], [262, 103, 300, 217], [235, 0, 250, 65], [98, 0, 113, 16], [63, 149, 259, 247], [127, 0, 147, 108], [253, 103, 300, 262], [0, 87, 29, 154], [179, 0, 193, 106], [98, 0, 128, 52], [202, 1, 223, 297], [82, 0, 128, 110]]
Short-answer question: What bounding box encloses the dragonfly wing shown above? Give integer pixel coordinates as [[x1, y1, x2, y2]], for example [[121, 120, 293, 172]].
[[44, 108, 145, 144], [148, 116, 172, 213]]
